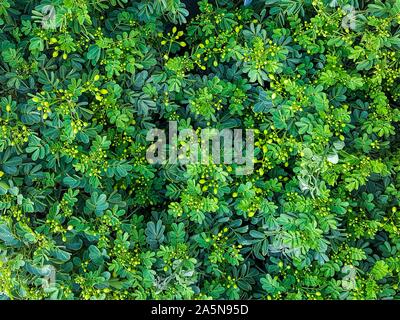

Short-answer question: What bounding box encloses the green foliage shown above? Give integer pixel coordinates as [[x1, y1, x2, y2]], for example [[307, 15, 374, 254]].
[[0, 0, 400, 300]]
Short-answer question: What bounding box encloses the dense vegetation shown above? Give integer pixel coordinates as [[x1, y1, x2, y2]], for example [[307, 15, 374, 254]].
[[0, 0, 400, 300]]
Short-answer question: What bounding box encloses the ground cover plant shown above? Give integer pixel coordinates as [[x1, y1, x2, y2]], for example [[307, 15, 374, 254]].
[[0, 0, 400, 300]]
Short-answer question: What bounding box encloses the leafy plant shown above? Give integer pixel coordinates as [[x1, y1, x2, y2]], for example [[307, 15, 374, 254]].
[[0, 0, 400, 300]]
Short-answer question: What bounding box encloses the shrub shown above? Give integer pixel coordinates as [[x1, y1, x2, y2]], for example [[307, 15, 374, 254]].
[[0, 0, 400, 300]]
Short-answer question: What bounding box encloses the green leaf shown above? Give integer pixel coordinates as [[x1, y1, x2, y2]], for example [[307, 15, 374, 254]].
[[49, 247, 71, 262], [85, 192, 109, 216]]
